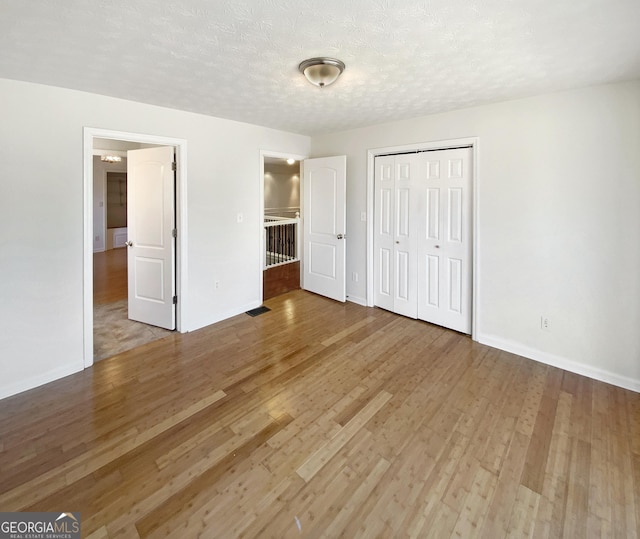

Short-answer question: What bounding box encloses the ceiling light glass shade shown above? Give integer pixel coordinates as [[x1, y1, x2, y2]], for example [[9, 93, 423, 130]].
[[299, 58, 345, 88], [101, 155, 122, 163]]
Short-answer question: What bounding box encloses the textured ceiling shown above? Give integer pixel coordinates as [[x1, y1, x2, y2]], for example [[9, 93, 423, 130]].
[[1, 0, 639, 136]]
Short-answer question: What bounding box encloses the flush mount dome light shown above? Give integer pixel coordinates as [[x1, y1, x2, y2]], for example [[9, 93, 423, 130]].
[[298, 57, 345, 88]]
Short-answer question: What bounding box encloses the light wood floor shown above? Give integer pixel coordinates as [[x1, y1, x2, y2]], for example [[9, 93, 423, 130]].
[[1, 291, 638, 538], [94, 247, 128, 305]]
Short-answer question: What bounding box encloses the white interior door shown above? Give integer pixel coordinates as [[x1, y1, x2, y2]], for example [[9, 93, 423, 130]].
[[417, 147, 472, 333], [302, 155, 347, 302], [374, 154, 419, 318], [127, 146, 176, 330]]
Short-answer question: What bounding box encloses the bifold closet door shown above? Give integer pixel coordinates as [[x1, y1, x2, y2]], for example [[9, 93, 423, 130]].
[[373, 154, 420, 319], [417, 147, 472, 334], [374, 148, 473, 334]]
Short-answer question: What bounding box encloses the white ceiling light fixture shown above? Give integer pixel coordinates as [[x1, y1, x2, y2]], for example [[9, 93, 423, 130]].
[[298, 57, 345, 88], [100, 155, 122, 163], [286, 158, 296, 165]]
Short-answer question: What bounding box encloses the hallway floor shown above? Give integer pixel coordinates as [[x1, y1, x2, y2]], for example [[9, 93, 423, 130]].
[[93, 248, 172, 361], [93, 298, 173, 361]]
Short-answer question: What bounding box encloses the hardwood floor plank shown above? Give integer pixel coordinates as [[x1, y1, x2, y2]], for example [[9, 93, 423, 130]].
[[506, 484, 540, 537], [93, 248, 128, 305], [532, 390, 573, 538], [135, 414, 293, 537], [481, 431, 530, 539], [0, 290, 639, 538], [628, 390, 640, 456], [416, 502, 459, 539], [296, 390, 392, 482], [521, 367, 563, 494], [563, 438, 591, 537], [632, 451, 640, 537], [589, 383, 612, 526], [320, 315, 377, 347], [515, 363, 548, 438], [451, 465, 498, 538], [318, 457, 390, 538], [569, 375, 593, 443], [84, 525, 109, 539], [607, 386, 639, 538]]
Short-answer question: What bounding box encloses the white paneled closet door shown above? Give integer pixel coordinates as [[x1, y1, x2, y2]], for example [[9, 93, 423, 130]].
[[373, 154, 420, 319], [374, 148, 472, 334], [417, 147, 473, 333]]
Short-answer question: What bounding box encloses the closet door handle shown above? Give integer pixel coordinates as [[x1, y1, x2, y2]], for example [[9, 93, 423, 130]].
[[125, 241, 133, 247]]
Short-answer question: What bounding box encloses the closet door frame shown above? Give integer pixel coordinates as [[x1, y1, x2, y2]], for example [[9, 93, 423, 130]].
[[366, 137, 479, 340]]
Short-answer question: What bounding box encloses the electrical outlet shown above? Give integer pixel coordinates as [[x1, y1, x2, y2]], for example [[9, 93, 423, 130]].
[[352, 272, 358, 282], [541, 316, 550, 331], [215, 280, 220, 289], [95, 235, 100, 242], [237, 213, 243, 223]]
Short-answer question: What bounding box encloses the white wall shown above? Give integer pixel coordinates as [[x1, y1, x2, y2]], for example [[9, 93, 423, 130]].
[[311, 80, 640, 391], [0, 78, 310, 400]]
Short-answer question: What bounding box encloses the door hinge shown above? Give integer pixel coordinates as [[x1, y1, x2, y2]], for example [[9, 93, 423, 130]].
[[173, 295, 178, 305], [172, 161, 177, 171], [172, 228, 177, 238]]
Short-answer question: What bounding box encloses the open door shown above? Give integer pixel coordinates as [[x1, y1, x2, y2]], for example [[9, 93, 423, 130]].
[[127, 146, 176, 329], [302, 155, 347, 302]]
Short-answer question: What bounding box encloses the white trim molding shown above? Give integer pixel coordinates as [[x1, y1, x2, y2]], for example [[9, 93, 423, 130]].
[[478, 333, 640, 393], [347, 295, 368, 307], [0, 363, 83, 402]]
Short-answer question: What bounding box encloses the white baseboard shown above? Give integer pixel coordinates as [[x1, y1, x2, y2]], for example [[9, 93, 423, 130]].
[[186, 301, 263, 333], [477, 333, 640, 393], [347, 295, 367, 307], [0, 362, 84, 402]]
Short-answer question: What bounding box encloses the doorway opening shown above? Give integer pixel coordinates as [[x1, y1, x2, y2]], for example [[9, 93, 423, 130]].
[[260, 151, 306, 301], [92, 141, 174, 361], [83, 129, 188, 368], [258, 151, 347, 305]]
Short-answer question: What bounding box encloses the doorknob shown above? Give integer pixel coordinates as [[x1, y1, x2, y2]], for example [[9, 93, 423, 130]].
[[337, 234, 346, 240], [125, 241, 133, 247]]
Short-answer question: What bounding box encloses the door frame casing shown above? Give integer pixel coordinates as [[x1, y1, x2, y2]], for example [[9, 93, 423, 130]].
[[83, 128, 188, 368], [366, 137, 479, 340]]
